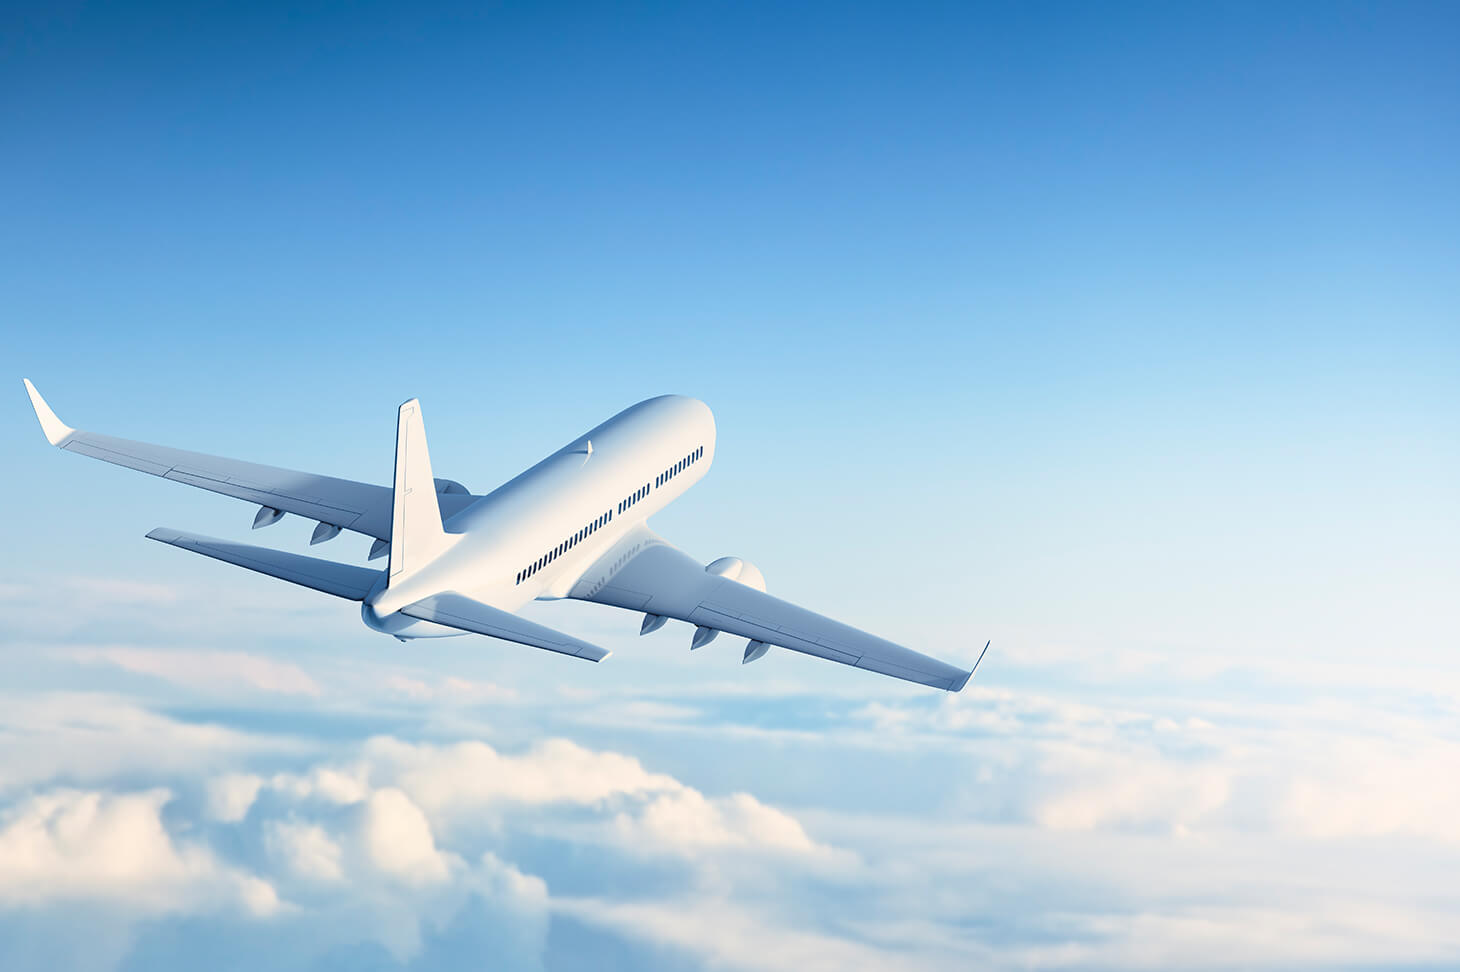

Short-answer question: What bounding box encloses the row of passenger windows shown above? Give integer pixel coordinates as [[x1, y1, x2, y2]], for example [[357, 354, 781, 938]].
[[656, 445, 704, 489], [518, 444, 706, 586], [617, 482, 650, 516], [516, 508, 613, 585]]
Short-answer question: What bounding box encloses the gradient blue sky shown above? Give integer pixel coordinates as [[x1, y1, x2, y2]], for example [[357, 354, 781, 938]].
[[3, 2, 1459, 970]]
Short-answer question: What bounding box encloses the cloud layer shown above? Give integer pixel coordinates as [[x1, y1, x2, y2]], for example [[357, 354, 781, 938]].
[[1, 571, 1458, 970]]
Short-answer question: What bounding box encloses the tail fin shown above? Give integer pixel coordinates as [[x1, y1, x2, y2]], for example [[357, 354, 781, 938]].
[[389, 398, 451, 584]]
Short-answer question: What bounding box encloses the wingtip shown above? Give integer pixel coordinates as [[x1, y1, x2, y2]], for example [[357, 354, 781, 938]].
[[22, 379, 76, 446], [949, 640, 992, 692]]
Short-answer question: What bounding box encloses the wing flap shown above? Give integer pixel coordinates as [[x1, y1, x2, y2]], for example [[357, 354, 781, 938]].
[[571, 528, 973, 692], [401, 593, 610, 662], [145, 528, 382, 600]]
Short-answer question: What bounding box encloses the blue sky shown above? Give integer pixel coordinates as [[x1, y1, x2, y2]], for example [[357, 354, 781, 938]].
[[3, 2, 1459, 969]]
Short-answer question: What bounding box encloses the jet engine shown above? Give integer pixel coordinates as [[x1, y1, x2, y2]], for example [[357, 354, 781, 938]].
[[691, 558, 768, 653], [704, 557, 766, 591]]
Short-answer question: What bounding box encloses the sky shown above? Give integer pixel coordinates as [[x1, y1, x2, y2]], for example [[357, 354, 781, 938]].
[[2, 1, 1458, 969]]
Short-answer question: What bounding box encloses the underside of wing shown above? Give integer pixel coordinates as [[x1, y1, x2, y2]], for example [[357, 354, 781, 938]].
[[401, 593, 610, 662], [23, 380, 476, 540], [569, 527, 974, 691]]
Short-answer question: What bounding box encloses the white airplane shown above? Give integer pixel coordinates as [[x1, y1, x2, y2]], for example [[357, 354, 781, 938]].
[[22, 380, 982, 691]]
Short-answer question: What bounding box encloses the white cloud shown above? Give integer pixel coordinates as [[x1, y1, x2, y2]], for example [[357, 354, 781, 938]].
[[358, 788, 452, 886], [3, 640, 1460, 972], [269, 765, 371, 806], [204, 772, 263, 823], [264, 820, 344, 883], [364, 736, 683, 819], [0, 693, 304, 790], [614, 789, 836, 860], [0, 788, 278, 917]]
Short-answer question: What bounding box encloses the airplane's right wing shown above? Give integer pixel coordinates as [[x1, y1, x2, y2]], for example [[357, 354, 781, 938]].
[[569, 527, 975, 692], [23, 380, 477, 540]]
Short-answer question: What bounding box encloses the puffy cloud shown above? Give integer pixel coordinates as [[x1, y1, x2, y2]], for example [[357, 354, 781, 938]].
[[3, 624, 1460, 972], [269, 765, 371, 806], [358, 788, 452, 886], [363, 737, 683, 819], [0, 788, 278, 917], [264, 820, 344, 883], [615, 789, 833, 859]]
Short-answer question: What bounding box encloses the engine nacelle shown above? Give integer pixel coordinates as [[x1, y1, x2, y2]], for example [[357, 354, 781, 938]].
[[704, 557, 766, 592]]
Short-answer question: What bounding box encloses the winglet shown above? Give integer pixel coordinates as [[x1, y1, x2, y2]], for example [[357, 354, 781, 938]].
[[22, 379, 76, 446], [949, 640, 991, 692]]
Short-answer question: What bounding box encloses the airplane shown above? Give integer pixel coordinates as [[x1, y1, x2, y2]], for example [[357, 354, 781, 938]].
[[22, 380, 984, 691]]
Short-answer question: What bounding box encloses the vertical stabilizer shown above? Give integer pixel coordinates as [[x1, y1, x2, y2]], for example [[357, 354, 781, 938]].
[[389, 399, 450, 584]]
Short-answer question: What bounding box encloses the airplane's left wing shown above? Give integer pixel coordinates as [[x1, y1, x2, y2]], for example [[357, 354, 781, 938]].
[[569, 526, 975, 692], [22, 380, 477, 540]]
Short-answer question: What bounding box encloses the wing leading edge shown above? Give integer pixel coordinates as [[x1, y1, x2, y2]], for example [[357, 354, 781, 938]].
[[569, 528, 974, 692], [22, 380, 476, 540]]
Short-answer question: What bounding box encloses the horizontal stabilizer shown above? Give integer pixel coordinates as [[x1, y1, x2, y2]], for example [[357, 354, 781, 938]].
[[146, 528, 382, 600], [401, 593, 609, 662]]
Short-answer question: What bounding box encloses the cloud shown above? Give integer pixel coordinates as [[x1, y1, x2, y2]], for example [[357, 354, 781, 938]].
[[0, 788, 278, 917], [358, 788, 452, 886], [72, 648, 320, 696], [3, 624, 1460, 972], [205, 773, 263, 822], [554, 896, 935, 972], [0, 693, 305, 791], [362, 737, 683, 820], [613, 789, 837, 860], [382, 673, 517, 703], [264, 821, 344, 883]]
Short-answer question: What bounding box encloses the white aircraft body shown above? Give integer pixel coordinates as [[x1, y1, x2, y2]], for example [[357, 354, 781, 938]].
[[23, 381, 980, 691]]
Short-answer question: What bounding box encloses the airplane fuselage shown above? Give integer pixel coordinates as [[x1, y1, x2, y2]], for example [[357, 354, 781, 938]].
[[362, 395, 716, 638]]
